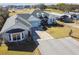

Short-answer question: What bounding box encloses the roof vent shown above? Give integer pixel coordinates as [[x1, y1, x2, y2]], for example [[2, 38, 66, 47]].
[[36, 13, 41, 17]]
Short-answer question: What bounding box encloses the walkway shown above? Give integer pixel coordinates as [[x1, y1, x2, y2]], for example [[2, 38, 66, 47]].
[[35, 31, 54, 40]]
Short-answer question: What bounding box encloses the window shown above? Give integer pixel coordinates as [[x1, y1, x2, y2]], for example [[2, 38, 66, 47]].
[[9, 34, 11, 41], [22, 33, 24, 39], [12, 33, 20, 40], [9, 32, 24, 42]]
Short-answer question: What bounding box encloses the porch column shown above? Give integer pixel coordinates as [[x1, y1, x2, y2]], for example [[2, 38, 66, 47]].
[[20, 33, 23, 40], [10, 34, 13, 42]]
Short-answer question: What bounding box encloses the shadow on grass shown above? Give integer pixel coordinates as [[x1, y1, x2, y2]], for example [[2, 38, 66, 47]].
[[70, 35, 79, 39], [6, 39, 39, 52], [59, 20, 74, 23], [48, 23, 64, 28]]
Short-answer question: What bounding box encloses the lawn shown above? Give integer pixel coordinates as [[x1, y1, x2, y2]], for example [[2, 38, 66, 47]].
[[45, 8, 64, 14], [70, 27, 79, 40], [1, 48, 40, 55], [0, 45, 40, 55], [9, 8, 35, 16], [46, 25, 71, 39], [47, 20, 79, 40], [57, 20, 79, 39]]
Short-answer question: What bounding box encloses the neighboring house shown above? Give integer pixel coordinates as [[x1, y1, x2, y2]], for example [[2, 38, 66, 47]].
[[48, 14, 57, 24], [58, 12, 75, 23], [0, 10, 57, 42], [60, 15, 74, 23], [32, 10, 57, 25], [64, 12, 78, 20]]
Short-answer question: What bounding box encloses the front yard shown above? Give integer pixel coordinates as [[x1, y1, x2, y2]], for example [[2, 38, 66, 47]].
[[46, 25, 71, 39], [0, 48, 40, 55], [46, 21, 79, 40]]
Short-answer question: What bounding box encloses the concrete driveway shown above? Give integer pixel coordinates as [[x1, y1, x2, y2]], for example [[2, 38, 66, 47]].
[[38, 37, 79, 55], [35, 31, 79, 55]]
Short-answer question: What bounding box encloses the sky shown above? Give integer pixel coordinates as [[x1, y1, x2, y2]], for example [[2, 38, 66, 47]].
[[0, 3, 54, 6], [0, 0, 79, 5], [0, 0, 79, 3], [0, 0, 79, 6]]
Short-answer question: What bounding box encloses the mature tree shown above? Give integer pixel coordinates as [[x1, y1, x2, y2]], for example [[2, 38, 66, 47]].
[[35, 4, 47, 10], [0, 6, 9, 30]]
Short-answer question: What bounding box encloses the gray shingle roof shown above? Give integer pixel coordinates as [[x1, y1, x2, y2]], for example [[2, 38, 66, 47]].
[[18, 14, 31, 20], [31, 10, 49, 18]]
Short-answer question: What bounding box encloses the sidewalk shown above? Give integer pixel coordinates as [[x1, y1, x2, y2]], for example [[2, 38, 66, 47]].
[[35, 31, 54, 40]]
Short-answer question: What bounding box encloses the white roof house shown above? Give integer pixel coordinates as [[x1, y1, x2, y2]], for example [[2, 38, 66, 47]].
[[0, 10, 45, 42], [0, 9, 58, 42]]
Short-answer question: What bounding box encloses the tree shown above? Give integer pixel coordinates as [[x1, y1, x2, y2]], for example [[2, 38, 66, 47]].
[[0, 7, 9, 30], [35, 4, 47, 10]]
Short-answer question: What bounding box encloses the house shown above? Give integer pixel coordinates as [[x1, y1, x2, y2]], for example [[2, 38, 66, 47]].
[[64, 12, 78, 19], [48, 14, 57, 24], [32, 10, 58, 25], [0, 10, 57, 42], [58, 12, 75, 23]]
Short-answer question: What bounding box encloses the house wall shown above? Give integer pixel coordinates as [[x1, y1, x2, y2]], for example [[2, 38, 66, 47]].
[[3, 30, 29, 42], [48, 18, 57, 24]]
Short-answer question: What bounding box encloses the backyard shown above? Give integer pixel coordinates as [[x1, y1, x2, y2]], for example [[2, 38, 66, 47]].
[[9, 8, 35, 16]]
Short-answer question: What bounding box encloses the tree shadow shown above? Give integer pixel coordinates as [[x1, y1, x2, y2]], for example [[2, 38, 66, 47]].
[[70, 36, 79, 39], [69, 29, 79, 39], [48, 23, 64, 28]]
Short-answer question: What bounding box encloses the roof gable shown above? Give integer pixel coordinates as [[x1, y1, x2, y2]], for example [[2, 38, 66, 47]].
[[27, 15, 41, 22], [31, 10, 49, 18], [18, 13, 31, 20], [0, 15, 17, 33]]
